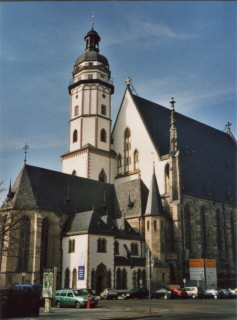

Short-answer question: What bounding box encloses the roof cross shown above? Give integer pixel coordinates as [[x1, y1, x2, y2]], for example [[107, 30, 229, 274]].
[[226, 122, 232, 131]]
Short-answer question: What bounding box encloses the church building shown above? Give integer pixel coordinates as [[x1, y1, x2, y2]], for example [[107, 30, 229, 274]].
[[0, 26, 236, 293]]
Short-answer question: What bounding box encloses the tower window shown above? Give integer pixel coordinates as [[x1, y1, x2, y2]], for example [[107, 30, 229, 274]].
[[75, 106, 79, 116], [88, 74, 93, 79], [89, 62, 93, 66], [73, 130, 78, 143], [99, 169, 107, 182], [117, 154, 122, 168], [102, 94, 106, 98], [100, 129, 107, 142], [75, 95, 78, 99], [101, 105, 106, 116]]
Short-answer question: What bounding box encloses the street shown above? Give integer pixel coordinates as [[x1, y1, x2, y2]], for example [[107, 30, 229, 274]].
[[3, 297, 237, 320]]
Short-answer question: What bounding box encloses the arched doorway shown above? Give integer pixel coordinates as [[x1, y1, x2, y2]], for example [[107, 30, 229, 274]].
[[96, 263, 107, 295]]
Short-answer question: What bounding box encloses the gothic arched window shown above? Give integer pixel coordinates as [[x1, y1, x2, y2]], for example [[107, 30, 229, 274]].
[[200, 206, 207, 258], [165, 163, 170, 194], [116, 268, 121, 289], [100, 129, 107, 142], [65, 268, 70, 288], [121, 268, 127, 289], [134, 150, 139, 170], [72, 268, 77, 288], [124, 128, 131, 172], [99, 169, 107, 182], [40, 218, 49, 279], [73, 130, 78, 142], [18, 216, 31, 271], [183, 204, 191, 252]]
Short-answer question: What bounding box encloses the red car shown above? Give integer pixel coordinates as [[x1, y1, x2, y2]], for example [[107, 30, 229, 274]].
[[169, 287, 188, 299]]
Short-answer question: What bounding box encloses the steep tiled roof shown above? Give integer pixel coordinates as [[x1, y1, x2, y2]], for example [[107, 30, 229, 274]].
[[62, 211, 116, 235], [131, 91, 236, 205], [1, 165, 119, 216]]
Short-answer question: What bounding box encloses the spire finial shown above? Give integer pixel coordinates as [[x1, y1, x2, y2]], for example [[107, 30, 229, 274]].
[[23, 143, 29, 164], [125, 77, 132, 86], [170, 97, 176, 110], [91, 12, 95, 27]]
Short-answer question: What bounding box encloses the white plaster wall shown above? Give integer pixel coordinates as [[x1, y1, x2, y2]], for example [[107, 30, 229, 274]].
[[112, 89, 168, 193], [62, 235, 88, 289], [88, 234, 115, 288], [82, 117, 96, 146], [89, 152, 110, 181], [62, 152, 87, 177]]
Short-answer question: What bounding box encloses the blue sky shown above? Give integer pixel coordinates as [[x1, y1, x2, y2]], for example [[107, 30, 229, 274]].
[[0, 1, 236, 203]]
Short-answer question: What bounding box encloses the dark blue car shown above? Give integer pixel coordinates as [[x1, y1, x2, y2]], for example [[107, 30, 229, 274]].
[[218, 289, 235, 299]]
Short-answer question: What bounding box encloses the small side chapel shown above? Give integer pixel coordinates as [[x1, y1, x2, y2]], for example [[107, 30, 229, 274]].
[[0, 26, 236, 293]]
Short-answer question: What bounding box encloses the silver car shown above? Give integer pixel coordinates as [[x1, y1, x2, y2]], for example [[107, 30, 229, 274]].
[[181, 287, 204, 299], [100, 288, 118, 300]]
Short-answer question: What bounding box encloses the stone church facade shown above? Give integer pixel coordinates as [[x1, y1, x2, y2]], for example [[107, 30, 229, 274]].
[[0, 26, 236, 293]]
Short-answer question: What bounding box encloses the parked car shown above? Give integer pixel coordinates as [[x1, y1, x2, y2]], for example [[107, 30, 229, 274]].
[[181, 287, 204, 299], [204, 289, 219, 299], [153, 288, 177, 299], [100, 288, 118, 300], [54, 288, 98, 308], [229, 289, 237, 297], [122, 288, 149, 300], [169, 288, 188, 299], [14, 284, 44, 307], [218, 289, 235, 299]]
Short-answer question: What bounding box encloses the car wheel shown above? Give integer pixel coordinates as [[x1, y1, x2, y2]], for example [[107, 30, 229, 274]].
[[164, 295, 168, 300], [75, 301, 80, 309], [191, 294, 196, 299], [56, 301, 61, 308]]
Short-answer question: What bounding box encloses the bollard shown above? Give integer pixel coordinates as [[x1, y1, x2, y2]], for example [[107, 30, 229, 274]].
[[87, 294, 91, 308]]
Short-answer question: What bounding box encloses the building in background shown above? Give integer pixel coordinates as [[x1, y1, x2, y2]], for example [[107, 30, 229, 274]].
[[0, 26, 236, 292]]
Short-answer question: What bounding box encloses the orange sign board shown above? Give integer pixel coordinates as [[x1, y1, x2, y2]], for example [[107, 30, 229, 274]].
[[205, 259, 216, 268], [189, 259, 204, 268]]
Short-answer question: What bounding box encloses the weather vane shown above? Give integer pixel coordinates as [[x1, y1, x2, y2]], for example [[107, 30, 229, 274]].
[[91, 12, 95, 26], [23, 143, 29, 164]]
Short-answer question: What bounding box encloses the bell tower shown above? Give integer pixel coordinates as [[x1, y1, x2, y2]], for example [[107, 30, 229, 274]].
[[61, 26, 115, 182]]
